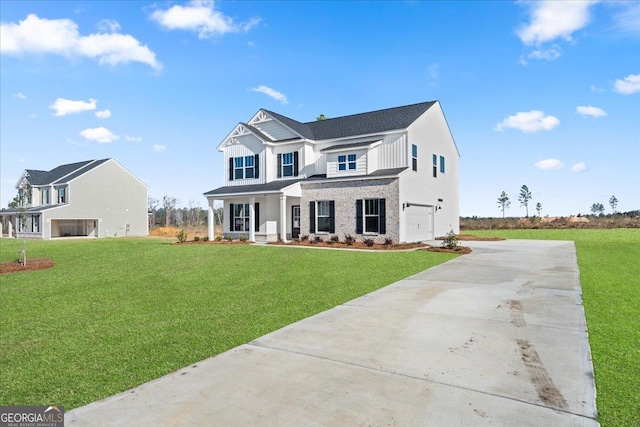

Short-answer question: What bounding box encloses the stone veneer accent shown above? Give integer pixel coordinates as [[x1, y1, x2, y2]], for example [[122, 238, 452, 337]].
[[300, 178, 399, 243]]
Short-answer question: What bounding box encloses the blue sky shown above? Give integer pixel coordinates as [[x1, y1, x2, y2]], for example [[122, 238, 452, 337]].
[[1, 0, 638, 217]]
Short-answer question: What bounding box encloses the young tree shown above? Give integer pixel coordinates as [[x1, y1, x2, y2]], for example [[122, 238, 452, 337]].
[[535, 202, 542, 217], [518, 185, 532, 217], [609, 195, 618, 214], [148, 197, 159, 228], [497, 191, 511, 218], [162, 196, 178, 227], [590, 203, 605, 216]]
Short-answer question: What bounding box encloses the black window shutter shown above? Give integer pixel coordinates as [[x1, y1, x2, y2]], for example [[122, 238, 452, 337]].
[[254, 202, 260, 232], [229, 203, 234, 232], [379, 199, 386, 234], [355, 199, 363, 234], [254, 154, 259, 179], [329, 201, 335, 233], [293, 152, 299, 177], [309, 201, 315, 233], [277, 154, 282, 178], [229, 157, 234, 181]]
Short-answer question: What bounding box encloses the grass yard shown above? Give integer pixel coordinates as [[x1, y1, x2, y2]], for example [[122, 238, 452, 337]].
[[470, 228, 640, 427], [0, 237, 457, 410]]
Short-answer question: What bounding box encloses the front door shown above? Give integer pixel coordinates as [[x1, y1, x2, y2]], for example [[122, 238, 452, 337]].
[[292, 205, 300, 239]]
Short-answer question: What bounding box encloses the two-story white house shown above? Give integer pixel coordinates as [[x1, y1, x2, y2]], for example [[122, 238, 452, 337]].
[[204, 101, 459, 243], [0, 158, 149, 239]]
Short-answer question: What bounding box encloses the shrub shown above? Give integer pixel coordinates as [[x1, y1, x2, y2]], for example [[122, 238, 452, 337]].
[[330, 235, 340, 243], [194, 236, 200, 242], [203, 236, 210, 242], [384, 237, 393, 246], [215, 235, 223, 242], [363, 238, 375, 247], [344, 234, 355, 246], [300, 235, 309, 241], [176, 229, 188, 243], [314, 236, 323, 243], [239, 235, 248, 242], [225, 236, 233, 242], [441, 229, 458, 249]]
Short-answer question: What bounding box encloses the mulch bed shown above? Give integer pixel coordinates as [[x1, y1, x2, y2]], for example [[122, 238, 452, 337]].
[[269, 240, 428, 251], [437, 234, 505, 241], [0, 258, 55, 274], [173, 240, 251, 245]]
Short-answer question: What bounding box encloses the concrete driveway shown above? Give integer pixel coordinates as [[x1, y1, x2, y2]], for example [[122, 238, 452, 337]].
[[67, 240, 598, 426]]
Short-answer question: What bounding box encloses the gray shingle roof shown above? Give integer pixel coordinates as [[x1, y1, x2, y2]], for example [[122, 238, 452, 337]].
[[264, 101, 436, 141], [24, 159, 109, 186]]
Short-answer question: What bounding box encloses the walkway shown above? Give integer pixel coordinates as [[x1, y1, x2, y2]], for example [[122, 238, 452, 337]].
[[67, 240, 598, 426]]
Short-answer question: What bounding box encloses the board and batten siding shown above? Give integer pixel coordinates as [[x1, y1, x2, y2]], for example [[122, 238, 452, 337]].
[[398, 101, 459, 241], [224, 135, 265, 186], [325, 150, 367, 178], [48, 159, 148, 238], [376, 133, 408, 170]]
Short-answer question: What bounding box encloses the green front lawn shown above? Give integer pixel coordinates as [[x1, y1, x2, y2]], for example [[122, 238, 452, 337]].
[[0, 238, 457, 409], [470, 229, 640, 427]]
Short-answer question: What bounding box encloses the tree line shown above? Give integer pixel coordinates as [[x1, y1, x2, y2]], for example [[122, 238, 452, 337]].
[[497, 186, 621, 218]]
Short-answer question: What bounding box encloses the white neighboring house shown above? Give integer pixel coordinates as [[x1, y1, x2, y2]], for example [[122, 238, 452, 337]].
[[0, 158, 149, 239], [204, 101, 460, 243]]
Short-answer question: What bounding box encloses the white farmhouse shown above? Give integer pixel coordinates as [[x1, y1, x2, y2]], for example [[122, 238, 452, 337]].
[[204, 101, 459, 243]]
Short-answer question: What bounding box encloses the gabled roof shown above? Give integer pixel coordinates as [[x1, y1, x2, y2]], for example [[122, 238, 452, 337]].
[[21, 159, 110, 187], [264, 101, 436, 141]]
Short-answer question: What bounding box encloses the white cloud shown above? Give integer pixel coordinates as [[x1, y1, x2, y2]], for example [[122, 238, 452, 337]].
[[590, 84, 604, 92], [14, 92, 26, 99], [150, 1, 260, 39], [96, 19, 121, 33], [125, 135, 142, 142], [79, 127, 119, 143], [0, 14, 161, 70], [571, 162, 587, 172], [535, 159, 564, 170], [613, 73, 640, 95], [576, 105, 607, 118], [517, 1, 596, 45], [250, 85, 288, 104], [494, 110, 560, 133], [50, 98, 96, 116], [611, 1, 640, 36], [527, 46, 562, 61], [95, 109, 111, 118], [153, 144, 167, 152]]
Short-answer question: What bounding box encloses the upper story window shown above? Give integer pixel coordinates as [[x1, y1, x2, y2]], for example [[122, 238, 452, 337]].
[[432, 154, 438, 178], [277, 152, 299, 178], [41, 188, 50, 205], [57, 187, 66, 204], [412, 144, 418, 171], [229, 155, 259, 181], [440, 155, 446, 173], [338, 154, 357, 171]]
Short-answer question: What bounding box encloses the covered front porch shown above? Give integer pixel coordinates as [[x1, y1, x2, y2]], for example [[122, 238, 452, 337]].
[[204, 181, 302, 243]]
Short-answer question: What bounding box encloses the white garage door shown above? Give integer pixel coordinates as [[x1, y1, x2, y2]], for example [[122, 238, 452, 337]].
[[406, 205, 432, 242]]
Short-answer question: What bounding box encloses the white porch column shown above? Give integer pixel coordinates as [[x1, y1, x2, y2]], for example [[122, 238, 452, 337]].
[[280, 194, 287, 242], [248, 197, 255, 242], [207, 200, 215, 241]]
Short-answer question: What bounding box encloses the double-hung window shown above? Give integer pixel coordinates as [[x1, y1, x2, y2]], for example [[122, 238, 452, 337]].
[[244, 155, 255, 179], [57, 187, 66, 204], [234, 157, 244, 180], [233, 203, 250, 232], [41, 188, 50, 205], [412, 144, 418, 171], [338, 154, 357, 171], [432, 154, 438, 178], [356, 198, 386, 235], [309, 200, 335, 234], [282, 153, 294, 177]]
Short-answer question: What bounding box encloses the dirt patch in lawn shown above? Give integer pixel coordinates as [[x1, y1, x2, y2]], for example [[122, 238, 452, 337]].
[[1, 258, 54, 274]]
